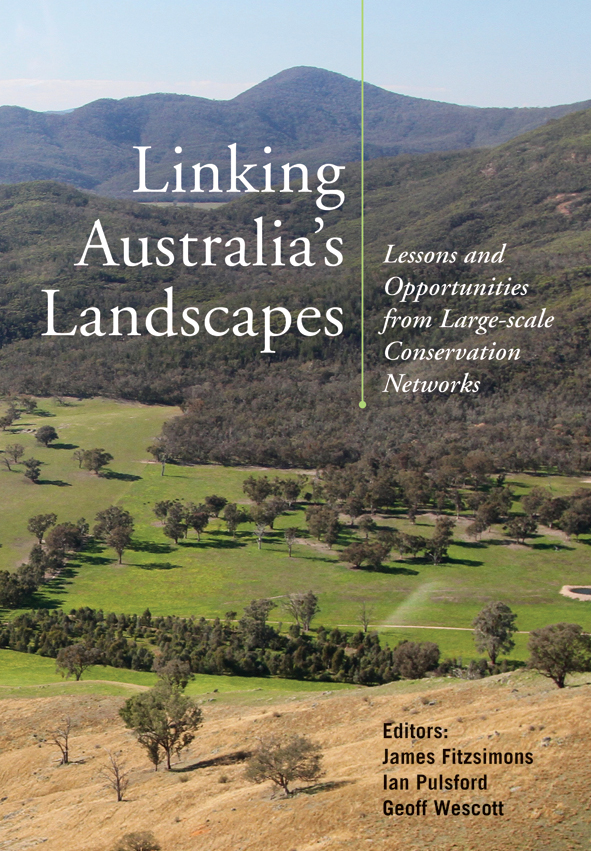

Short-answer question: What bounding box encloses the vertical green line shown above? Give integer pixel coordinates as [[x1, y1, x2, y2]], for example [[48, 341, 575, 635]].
[[359, 0, 367, 409]]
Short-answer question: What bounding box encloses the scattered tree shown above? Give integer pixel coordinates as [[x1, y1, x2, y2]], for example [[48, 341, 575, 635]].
[[284, 527, 299, 557], [306, 505, 340, 546], [119, 682, 203, 770], [36, 425, 59, 446], [112, 832, 161, 851], [0, 407, 18, 431], [152, 657, 194, 689], [100, 750, 130, 802], [245, 735, 324, 795], [243, 475, 274, 504], [49, 716, 72, 765], [358, 601, 375, 633], [506, 515, 537, 544], [108, 526, 133, 563], [472, 602, 518, 665], [341, 542, 368, 568], [283, 591, 320, 630], [23, 457, 42, 483], [81, 448, 113, 475], [274, 476, 303, 507], [27, 513, 57, 544], [163, 514, 187, 545], [253, 522, 267, 550], [147, 442, 170, 476], [2, 443, 24, 471], [184, 503, 209, 539], [357, 515, 376, 540], [56, 644, 102, 681], [363, 540, 392, 570], [45, 522, 85, 555], [528, 622, 591, 688], [425, 517, 455, 564], [94, 506, 134, 539], [204, 494, 228, 517], [223, 503, 249, 538]]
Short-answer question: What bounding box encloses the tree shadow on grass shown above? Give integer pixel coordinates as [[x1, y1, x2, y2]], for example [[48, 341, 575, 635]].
[[531, 542, 574, 552], [38, 479, 72, 487], [137, 561, 182, 571], [172, 750, 252, 773], [24, 592, 63, 611], [74, 553, 113, 566], [41, 566, 79, 599], [456, 539, 512, 549], [348, 563, 419, 576], [298, 553, 340, 565], [51, 442, 79, 450], [179, 539, 246, 550], [380, 564, 420, 576], [128, 541, 174, 554], [294, 780, 355, 796], [443, 556, 484, 567], [103, 471, 142, 482]]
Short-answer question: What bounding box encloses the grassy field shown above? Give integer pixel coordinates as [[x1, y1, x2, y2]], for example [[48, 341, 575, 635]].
[[0, 647, 353, 700], [1, 396, 591, 680]]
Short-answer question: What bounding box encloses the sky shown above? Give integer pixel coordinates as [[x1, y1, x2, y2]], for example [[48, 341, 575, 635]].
[[0, 0, 590, 111]]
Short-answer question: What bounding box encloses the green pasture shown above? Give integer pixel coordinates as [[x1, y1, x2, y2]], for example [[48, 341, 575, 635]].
[[0, 647, 353, 700], [1, 397, 591, 680]]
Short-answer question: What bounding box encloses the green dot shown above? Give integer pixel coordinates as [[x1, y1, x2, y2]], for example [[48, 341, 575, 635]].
[[359, 401, 367, 409]]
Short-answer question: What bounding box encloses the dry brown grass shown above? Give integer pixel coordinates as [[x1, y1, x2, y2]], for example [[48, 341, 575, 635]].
[[0, 673, 590, 851]]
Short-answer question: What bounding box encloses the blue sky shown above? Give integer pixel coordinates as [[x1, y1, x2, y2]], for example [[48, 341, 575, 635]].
[[1, 0, 590, 111]]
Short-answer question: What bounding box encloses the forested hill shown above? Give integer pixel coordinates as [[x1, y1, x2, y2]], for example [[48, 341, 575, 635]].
[[0, 66, 589, 199], [0, 106, 591, 468]]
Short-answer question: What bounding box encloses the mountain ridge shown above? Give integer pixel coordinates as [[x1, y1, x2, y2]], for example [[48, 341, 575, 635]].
[[0, 66, 589, 199]]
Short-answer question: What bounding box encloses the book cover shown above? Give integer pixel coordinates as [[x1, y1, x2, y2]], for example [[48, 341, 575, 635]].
[[0, 3, 590, 849]]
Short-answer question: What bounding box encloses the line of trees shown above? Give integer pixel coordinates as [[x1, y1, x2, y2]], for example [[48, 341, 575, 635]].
[[0, 600, 443, 686]]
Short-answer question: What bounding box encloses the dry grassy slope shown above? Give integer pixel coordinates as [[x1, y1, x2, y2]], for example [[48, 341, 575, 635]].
[[0, 673, 589, 851]]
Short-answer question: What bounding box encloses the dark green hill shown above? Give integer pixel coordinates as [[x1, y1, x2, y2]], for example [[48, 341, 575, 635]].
[[0, 106, 590, 470], [0, 66, 589, 199]]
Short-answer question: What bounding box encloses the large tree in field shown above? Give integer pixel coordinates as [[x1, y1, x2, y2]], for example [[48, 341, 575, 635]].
[[119, 683, 203, 770], [81, 448, 113, 475], [184, 503, 209, 540], [36, 425, 59, 446], [3, 443, 24, 470], [44, 522, 85, 556], [243, 475, 274, 504], [284, 527, 299, 557], [506, 515, 537, 544], [245, 735, 324, 796], [425, 516, 455, 564], [472, 602, 518, 665], [94, 506, 134, 539], [56, 644, 102, 681], [528, 623, 591, 688], [107, 526, 133, 564]]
